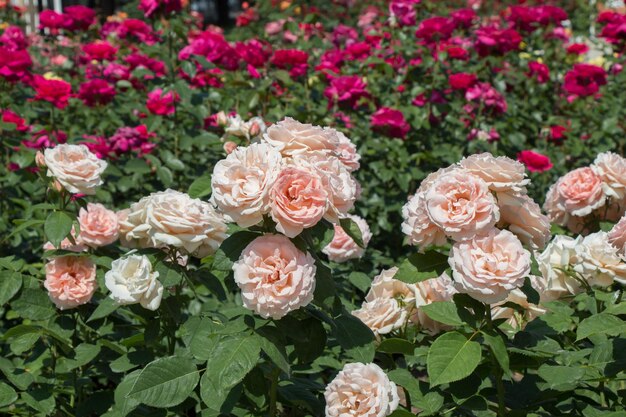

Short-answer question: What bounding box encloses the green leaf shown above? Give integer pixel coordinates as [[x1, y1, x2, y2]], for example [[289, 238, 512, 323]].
[[577, 313, 626, 341], [212, 231, 260, 272], [520, 277, 540, 305], [377, 338, 416, 355], [11, 289, 55, 320], [0, 271, 22, 306], [481, 331, 510, 375], [200, 335, 260, 409], [396, 251, 449, 284], [0, 382, 18, 407], [87, 297, 119, 322], [331, 312, 375, 363], [128, 356, 200, 408], [537, 365, 586, 390], [156, 166, 173, 187], [339, 217, 364, 248], [427, 332, 481, 387], [44, 211, 74, 247], [389, 410, 416, 417], [57, 344, 101, 373], [420, 302, 464, 327], [347, 272, 371, 293], [188, 174, 213, 199], [181, 317, 221, 360], [256, 330, 290, 376]]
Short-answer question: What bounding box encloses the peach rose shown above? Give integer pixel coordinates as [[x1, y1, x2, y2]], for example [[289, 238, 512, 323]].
[[401, 191, 448, 250], [497, 192, 551, 250], [537, 235, 583, 299], [608, 214, 626, 256], [211, 143, 283, 227], [44, 256, 97, 310], [425, 170, 499, 241], [121, 189, 228, 257], [335, 130, 360, 172], [270, 166, 328, 237], [263, 117, 339, 157], [546, 167, 606, 217], [366, 267, 415, 303], [324, 363, 399, 417], [323, 215, 372, 262], [593, 152, 626, 199], [43, 144, 107, 195], [413, 273, 458, 334], [352, 297, 408, 337], [449, 228, 531, 303], [574, 231, 626, 286], [77, 203, 120, 247], [459, 153, 529, 194], [232, 234, 316, 319], [291, 152, 359, 222]]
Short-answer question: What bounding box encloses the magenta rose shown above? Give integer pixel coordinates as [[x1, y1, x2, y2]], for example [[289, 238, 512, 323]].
[[517, 150, 553, 173], [371, 107, 410, 139], [146, 88, 179, 116]]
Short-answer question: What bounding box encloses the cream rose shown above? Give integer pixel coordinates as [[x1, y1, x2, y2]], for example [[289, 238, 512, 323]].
[[459, 153, 530, 194], [425, 170, 499, 241], [324, 362, 399, 417], [43, 144, 107, 195], [366, 267, 415, 303], [352, 297, 408, 337], [232, 234, 316, 319], [497, 192, 551, 250], [323, 215, 372, 262], [574, 232, 626, 286], [44, 256, 97, 310], [593, 152, 626, 199], [608, 214, 626, 257], [537, 234, 584, 299], [270, 166, 328, 237], [121, 189, 228, 257], [105, 254, 163, 310], [491, 276, 547, 330], [211, 143, 283, 227], [401, 191, 448, 250], [263, 117, 339, 156], [449, 228, 531, 304], [335, 130, 361, 172], [77, 203, 120, 247], [413, 273, 458, 334]]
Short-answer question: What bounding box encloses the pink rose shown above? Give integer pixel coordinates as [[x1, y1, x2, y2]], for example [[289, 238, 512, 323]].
[[544, 167, 606, 218], [232, 234, 316, 319], [263, 117, 339, 157], [593, 152, 626, 199], [44, 256, 97, 310], [370, 107, 410, 139], [497, 192, 551, 250], [517, 150, 553, 173], [323, 215, 372, 262], [146, 88, 179, 116], [335, 131, 360, 172], [77, 203, 120, 247], [401, 191, 448, 249], [425, 170, 499, 241], [270, 166, 328, 238], [449, 228, 531, 303]]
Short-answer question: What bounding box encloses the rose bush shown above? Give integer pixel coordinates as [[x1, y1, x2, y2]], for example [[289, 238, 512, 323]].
[[0, 0, 625, 416]]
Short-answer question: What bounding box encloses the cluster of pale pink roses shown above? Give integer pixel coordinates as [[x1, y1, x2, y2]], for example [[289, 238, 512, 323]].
[[41, 144, 228, 312], [401, 153, 550, 304], [544, 151, 626, 234], [211, 117, 369, 319]]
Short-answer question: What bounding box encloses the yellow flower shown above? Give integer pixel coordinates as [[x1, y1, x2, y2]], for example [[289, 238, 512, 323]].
[[519, 52, 531, 60], [43, 72, 63, 81], [0, 22, 9, 30], [587, 56, 606, 68]]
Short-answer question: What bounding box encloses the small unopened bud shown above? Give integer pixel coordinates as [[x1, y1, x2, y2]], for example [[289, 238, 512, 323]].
[[35, 151, 46, 168], [223, 141, 238, 154], [52, 180, 63, 192], [248, 121, 261, 137], [216, 111, 228, 127]]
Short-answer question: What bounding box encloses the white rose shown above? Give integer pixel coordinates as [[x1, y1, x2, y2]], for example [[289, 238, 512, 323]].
[[105, 255, 163, 310], [122, 189, 228, 258], [43, 144, 107, 195], [574, 231, 626, 286], [211, 143, 283, 227], [592, 151, 626, 199], [537, 234, 583, 299], [324, 362, 399, 417]]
